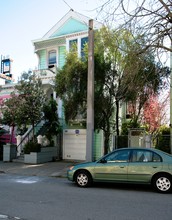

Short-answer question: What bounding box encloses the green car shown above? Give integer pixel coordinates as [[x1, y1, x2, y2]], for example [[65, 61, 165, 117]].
[[67, 148, 172, 193]]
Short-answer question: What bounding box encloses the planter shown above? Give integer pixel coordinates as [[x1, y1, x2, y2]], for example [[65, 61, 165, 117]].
[[24, 147, 57, 164], [3, 144, 17, 162]]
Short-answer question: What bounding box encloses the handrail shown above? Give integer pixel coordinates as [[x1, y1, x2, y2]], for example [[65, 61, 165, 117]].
[[17, 118, 45, 154]]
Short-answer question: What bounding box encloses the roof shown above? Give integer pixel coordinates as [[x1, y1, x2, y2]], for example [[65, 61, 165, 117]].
[[32, 9, 103, 44]]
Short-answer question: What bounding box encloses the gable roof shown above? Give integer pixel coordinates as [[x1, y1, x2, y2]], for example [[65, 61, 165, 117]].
[[42, 9, 102, 40]]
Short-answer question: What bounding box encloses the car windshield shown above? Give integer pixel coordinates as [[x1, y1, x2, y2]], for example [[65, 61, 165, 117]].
[[100, 149, 130, 163]]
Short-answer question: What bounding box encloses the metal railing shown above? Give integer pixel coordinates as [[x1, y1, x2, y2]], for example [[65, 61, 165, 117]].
[[17, 119, 46, 155]]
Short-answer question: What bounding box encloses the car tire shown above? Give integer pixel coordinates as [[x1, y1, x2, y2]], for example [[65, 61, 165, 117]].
[[75, 170, 92, 187], [152, 174, 172, 193]]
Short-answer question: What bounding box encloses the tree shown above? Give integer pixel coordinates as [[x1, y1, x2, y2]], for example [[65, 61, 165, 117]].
[[123, 49, 170, 124], [0, 93, 21, 143], [43, 98, 62, 145], [142, 93, 170, 133], [55, 49, 87, 123], [95, 27, 170, 136], [55, 26, 170, 154], [15, 73, 46, 142], [97, 0, 172, 55], [55, 31, 117, 154], [96, 1, 171, 130]]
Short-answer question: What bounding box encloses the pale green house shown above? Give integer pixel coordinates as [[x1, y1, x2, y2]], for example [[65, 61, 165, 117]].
[[32, 10, 104, 161]]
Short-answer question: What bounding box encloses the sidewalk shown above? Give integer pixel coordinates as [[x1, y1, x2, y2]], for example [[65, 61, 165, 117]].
[[0, 160, 77, 178]]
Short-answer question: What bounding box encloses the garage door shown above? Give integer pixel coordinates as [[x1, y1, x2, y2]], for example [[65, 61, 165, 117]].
[[63, 129, 86, 160]]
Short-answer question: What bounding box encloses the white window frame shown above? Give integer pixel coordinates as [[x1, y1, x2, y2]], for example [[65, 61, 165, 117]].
[[47, 48, 57, 68]]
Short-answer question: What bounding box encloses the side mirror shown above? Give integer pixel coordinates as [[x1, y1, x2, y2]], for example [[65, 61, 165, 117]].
[[100, 158, 107, 163]]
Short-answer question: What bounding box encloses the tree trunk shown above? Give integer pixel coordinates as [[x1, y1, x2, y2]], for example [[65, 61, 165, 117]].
[[10, 125, 15, 143], [104, 131, 110, 155], [116, 100, 119, 136], [32, 122, 35, 143]]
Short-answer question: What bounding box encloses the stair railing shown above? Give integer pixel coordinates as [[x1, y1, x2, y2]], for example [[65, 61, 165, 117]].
[[17, 118, 45, 155]]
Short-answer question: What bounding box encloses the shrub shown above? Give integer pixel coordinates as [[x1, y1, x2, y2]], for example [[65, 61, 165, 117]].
[[116, 135, 128, 148], [24, 141, 41, 154], [155, 126, 170, 153]]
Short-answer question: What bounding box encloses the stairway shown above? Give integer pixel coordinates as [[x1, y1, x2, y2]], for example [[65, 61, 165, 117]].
[[16, 120, 49, 159], [12, 154, 24, 163]]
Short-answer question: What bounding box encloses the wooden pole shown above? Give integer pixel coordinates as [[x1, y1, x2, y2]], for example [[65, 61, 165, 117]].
[[86, 19, 94, 161]]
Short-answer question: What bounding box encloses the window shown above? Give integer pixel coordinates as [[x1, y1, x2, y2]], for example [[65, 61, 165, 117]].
[[69, 39, 78, 51], [105, 150, 130, 162], [131, 150, 162, 162], [48, 50, 56, 65], [81, 37, 88, 58], [153, 153, 162, 162]]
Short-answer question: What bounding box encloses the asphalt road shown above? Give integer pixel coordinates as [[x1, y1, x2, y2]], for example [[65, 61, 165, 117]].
[[0, 174, 172, 220]]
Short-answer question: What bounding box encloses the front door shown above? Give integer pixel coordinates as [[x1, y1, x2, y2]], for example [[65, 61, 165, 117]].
[[94, 149, 130, 182]]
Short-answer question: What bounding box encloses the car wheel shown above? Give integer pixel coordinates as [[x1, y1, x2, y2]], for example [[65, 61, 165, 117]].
[[75, 170, 92, 187], [152, 174, 172, 193]]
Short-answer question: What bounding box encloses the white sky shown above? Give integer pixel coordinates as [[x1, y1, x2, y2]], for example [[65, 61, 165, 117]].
[[0, 0, 100, 81]]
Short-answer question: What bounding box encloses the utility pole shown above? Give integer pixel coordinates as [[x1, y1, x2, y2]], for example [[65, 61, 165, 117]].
[[170, 40, 172, 153], [86, 19, 94, 162]]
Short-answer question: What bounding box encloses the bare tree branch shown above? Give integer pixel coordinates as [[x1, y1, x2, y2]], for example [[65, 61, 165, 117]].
[[97, 0, 172, 54]]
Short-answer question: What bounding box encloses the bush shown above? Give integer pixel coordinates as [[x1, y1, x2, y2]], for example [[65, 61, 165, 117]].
[[24, 141, 41, 154], [121, 121, 140, 135], [116, 135, 128, 148], [155, 126, 170, 154], [155, 135, 170, 153]]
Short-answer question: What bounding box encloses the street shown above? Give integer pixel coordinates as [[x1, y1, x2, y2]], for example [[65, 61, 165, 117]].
[[0, 174, 172, 220]]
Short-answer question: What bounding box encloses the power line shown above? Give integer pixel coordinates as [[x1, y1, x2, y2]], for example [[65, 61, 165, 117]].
[[62, 0, 74, 11], [62, 0, 92, 28]]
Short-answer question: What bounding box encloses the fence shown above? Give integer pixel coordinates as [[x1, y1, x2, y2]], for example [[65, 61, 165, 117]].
[[113, 134, 171, 154], [154, 135, 170, 153]]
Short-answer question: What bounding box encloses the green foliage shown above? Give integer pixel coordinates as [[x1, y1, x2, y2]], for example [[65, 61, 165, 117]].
[[0, 72, 47, 143], [0, 92, 22, 142], [43, 99, 62, 143], [55, 27, 169, 154], [121, 120, 140, 135], [15, 73, 46, 126], [116, 135, 128, 148], [23, 141, 41, 154], [155, 126, 170, 153], [15, 73, 46, 142], [55, 50, 87, 122]]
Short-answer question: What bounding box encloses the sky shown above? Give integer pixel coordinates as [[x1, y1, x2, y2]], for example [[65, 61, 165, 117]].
[[0, 0, 100, 82]]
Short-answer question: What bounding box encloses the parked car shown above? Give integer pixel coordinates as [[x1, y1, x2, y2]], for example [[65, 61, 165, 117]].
[[67, 148, 172, 193]]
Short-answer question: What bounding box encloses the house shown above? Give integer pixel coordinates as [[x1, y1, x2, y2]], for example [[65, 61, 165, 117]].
[[32, 10, 104, 161]]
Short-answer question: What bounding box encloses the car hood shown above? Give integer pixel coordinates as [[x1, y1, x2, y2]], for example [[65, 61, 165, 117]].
[[73, 161, 96, 169]]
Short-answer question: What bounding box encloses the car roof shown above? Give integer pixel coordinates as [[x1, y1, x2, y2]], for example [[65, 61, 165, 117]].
[[115, 147, 172, 157]]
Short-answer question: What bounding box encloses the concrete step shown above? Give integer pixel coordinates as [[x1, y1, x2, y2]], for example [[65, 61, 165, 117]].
[[12, 155, 24, 163]]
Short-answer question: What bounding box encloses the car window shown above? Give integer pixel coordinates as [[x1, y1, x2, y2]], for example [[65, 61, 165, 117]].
[[152, 153, 162, 162], [131, 150, 161, 162], [105, 150, 130, 162]]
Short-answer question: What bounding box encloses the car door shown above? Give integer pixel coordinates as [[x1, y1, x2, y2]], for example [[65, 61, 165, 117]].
[[128, 149, 163, 183], [94, 149, 130, 182]]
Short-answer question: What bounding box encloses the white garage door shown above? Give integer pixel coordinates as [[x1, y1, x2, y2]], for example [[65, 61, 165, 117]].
[[63, 129, 86, 160]]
